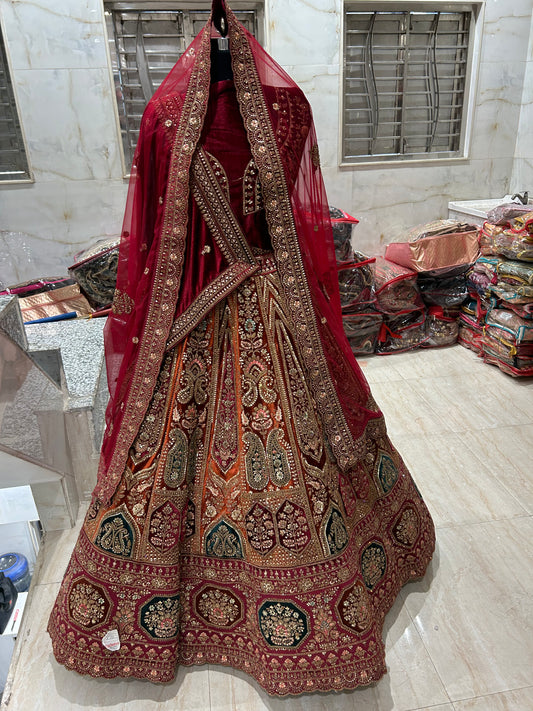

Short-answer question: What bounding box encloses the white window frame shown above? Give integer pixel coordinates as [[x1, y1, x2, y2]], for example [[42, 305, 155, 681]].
[[340, 1, 484, 168], [0, 13, 32, 184]]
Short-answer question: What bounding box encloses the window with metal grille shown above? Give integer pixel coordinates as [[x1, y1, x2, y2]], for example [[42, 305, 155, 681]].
[[342, 3, 481, 164], [0, 25, 31, 182], [104, 2, 261, 171]]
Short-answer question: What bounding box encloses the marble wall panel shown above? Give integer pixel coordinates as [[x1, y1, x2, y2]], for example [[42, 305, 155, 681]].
[[511, 13, 533, 191], [480, 8, 532, 64], [470, 61, 527, 160], [268, 0, 340, 67], [0, 179, 127, 282], [14, 67, 122, 182], [0, 0, 108, 71]]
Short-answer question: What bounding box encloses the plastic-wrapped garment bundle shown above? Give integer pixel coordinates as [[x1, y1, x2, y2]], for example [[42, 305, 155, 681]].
[[512, 210, 533, 234], [458, 314, 484, 353], [391, 219, 475, 244], [486, 203, 533, 225], [69, 237, 120, 309], [485, 308, 533, 344], [337, 254, 376, 313], [482, 312, 533, 376], [457, 295, 490, 354], [376, 309, 428, 354], [479, 222, 502, 256], [329, 206, 359, 263], [507, 302, 533, 319], [423, 306, 460, 348], [384, 222, 479, 274], [373, 257, 424, 314], [489, 259, 533, 303], [0, 277, 75, 298], [493, 228, 533, 262], [497, 259, 533, 287], [417, 272, 469, 307], [342, 311, 383, 355], [467, 256, 500, 296]]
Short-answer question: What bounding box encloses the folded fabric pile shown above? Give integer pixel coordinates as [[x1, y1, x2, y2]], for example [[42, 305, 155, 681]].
[[338, 254, 382, 355], [338, 219, 479, 356], [372, 257, 427, 353], [459, 206, 533, 376]]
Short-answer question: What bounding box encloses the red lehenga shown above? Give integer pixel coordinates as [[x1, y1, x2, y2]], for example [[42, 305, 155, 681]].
[[47, 1, 435, 696]]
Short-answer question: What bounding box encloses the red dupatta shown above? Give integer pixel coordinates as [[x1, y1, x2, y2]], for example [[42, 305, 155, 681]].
[[95, 0, 380, 504]]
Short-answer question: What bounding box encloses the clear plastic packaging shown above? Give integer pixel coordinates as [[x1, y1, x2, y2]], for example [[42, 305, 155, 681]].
[[342, 311, 383, 354], [337, 253, 376, 313], [376, 309, 428, 354]]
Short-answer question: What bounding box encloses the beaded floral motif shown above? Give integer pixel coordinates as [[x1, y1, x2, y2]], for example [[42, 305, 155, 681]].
[[337, 581, 371, 633], [361, 542, 387, 590], [392, 506, 420, 547], [148, 501, 182, 553], [68, 579, 111, 629], [258, 601, 309, 647], [195, 586, 243, 628], [140, 595, 180, 639], [111, 289, 135, 315]]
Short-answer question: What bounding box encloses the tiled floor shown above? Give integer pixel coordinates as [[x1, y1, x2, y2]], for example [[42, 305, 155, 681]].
[[2, 345, 532, 711]]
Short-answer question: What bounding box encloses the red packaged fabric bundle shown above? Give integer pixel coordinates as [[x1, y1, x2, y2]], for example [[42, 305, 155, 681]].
[[329, 206, 359, 263], [482, 310, 533, 376], [385, 227, 479, 273], [342, 311, 383, 355], [337, 254, 376, 313], [423, 306, 459, 348], [376, 309, 428, 354], [373, 257, 424, 314]]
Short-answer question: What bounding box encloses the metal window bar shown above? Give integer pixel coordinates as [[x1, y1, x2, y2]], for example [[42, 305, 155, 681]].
[[104, 4, 258, 169], [343, 9, 471, 161], [0, 26, 30, 181]]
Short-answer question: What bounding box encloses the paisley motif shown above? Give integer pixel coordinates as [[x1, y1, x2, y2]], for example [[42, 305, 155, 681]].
[[205, 519, 244, 559], [266, 429, 291, 487], [244, 431, 269, 490], [375, 451, 399, 494], [94, 509, 135, 558], [163, 428, 188, 488]]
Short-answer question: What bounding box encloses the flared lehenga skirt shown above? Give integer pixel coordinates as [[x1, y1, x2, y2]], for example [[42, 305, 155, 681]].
[[48, 255, 435, 696]]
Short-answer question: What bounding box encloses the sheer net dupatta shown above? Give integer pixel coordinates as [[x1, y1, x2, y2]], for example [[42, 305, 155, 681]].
[[96, 0, 381, 504]]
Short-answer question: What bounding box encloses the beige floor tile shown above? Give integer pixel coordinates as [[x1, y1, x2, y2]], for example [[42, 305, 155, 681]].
[[460, 425, 533, 515], [393, 433, 528, 527], [369, 380, 452, 438], [470, 363, 533, 423], [383, 345, 480, 381], [38, 510, 85, 585], [408, 373, 532, 432], [452, 687, 533, 710], [357, 355, 406, 384], [403, 518, 533, 701], [208, 596, 449, 711], [2, 582, 211, 711]]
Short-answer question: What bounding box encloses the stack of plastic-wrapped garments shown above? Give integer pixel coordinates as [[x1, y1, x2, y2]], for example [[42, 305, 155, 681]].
[[467, 203, 533, 376], [382, 220, 479, 352], [330, 207, 383, 356]]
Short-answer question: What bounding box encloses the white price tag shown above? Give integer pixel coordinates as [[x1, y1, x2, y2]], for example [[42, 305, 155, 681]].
[[102, 629, 121, 651]]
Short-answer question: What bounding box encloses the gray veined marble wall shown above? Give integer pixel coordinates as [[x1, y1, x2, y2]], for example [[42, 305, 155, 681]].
[[0, 0, 532, 280]]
